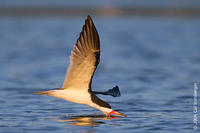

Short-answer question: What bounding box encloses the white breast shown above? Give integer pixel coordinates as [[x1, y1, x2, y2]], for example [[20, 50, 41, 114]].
[[48, 88, 112, 114], [50, 89, 91, 104]]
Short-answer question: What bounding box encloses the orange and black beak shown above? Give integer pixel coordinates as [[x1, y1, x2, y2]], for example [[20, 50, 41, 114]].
[[107, 110, 127, 117]]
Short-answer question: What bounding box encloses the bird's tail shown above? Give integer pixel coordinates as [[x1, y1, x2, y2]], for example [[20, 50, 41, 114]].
[[35, 91, 51, 95], [35, 89, 61, 97]]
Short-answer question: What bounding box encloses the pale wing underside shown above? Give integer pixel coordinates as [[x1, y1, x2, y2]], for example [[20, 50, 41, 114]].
[[62, 16, 100, 90]]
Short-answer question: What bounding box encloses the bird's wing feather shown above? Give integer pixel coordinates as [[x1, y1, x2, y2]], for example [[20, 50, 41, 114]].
[[62, 16, 100, 90]]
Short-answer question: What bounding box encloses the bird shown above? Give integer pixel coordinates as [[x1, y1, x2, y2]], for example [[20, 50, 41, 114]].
[[35, 15, 127, 117]]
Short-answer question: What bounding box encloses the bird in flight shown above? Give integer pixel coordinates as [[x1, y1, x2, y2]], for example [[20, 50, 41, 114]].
[[35, 15, 126, 117]]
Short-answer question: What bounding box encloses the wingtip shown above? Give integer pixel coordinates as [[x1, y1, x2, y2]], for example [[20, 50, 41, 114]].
[[87, 15, 92, 19], [86, 15, 93, 24]]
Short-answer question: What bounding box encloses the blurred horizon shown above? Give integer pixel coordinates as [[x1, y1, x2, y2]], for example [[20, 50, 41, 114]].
[[0, 0, 200, 17]]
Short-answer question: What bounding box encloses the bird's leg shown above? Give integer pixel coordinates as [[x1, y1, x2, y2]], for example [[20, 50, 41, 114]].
[[92, 86, 121, 97]]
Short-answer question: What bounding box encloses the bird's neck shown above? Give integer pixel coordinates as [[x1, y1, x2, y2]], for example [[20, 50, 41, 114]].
[[88, 93, 112, 114]]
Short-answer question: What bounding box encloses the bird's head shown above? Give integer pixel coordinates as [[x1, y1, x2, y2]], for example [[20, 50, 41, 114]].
[[106, 110, 127, 117], [97, 106, 127, 117]]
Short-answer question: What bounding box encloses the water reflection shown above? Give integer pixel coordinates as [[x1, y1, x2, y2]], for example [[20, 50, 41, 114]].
[[54, 114, 119, 126]]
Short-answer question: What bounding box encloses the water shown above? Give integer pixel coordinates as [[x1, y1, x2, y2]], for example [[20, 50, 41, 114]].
[[0, 16, 200, 132]]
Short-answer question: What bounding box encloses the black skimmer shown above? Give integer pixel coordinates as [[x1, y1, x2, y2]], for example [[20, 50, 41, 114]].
[[35, 15, 127, 117]]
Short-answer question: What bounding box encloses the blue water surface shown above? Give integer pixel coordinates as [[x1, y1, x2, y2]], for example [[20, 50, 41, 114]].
[[0, 16, 200, 133]]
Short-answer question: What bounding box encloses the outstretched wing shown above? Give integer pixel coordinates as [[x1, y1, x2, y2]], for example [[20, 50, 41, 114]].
[[62, 16, 100, 90]]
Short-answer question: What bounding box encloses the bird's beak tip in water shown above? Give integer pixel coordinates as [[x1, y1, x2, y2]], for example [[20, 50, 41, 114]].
[[107, 110, 127, 117]]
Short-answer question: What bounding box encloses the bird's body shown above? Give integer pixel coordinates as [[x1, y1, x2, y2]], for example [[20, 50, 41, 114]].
[[42, 89, 91, 104], [35, 16, 126, 117]]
